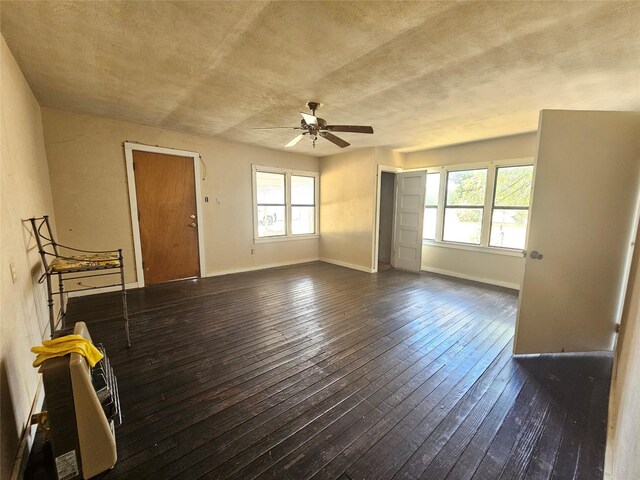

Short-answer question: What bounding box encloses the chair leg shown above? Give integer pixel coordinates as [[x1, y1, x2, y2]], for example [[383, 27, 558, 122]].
[[45, 273, 55, 338], [119, 250, 131, 347], [58, 273, 66, 328]]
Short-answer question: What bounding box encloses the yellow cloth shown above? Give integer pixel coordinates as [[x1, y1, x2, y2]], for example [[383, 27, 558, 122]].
[[49, 253, 120, 273], [31, 334, 103, 367]]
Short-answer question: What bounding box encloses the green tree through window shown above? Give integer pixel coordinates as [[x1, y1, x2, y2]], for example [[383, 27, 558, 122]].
[[444, 169, 487, 243], [448, 170, 487, 206], [494, 166, 533, 207], [490, 165, 534, 249], [423, 161, 534, 250]]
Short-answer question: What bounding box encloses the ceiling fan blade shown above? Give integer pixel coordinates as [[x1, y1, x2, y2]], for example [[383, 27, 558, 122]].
[[320, 132, 350, 148], [285, 133, 305, 147], [300, 112, 318, 126], [324, 125, 374, 134], [252, 126, 301, 130]]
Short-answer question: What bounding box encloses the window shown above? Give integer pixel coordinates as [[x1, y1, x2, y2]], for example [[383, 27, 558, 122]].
[[255, 171, 286, 237], [291, 175, 316, 235], [489, 165, 534, 249], [423, 172, 440, 240], [443, 169, 487, 244], [422, 160, 534, 252], [253, 166, 319, 240]]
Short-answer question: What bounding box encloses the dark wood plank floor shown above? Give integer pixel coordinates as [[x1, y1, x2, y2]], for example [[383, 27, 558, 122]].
[[26, 262, 612, 480]]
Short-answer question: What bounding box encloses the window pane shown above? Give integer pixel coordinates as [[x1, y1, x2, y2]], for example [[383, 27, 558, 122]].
[[490, 209, 529, 249], [446, 169, 487, 206], [291, 175, 315, 205], [425, 173, 440, 206], [423, 207, 437, 239], [256, 172, 285, 204], [257, 206, 285, 237], [494, 166, 533, 207], [443, 208, 483, 244], [292, 206, 315, 235]]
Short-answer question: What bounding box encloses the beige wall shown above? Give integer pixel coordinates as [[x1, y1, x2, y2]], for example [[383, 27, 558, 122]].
[[405, 133, 537, 288], [0, 37, 56, 479], [374, 147, 404, 169], [319, 148, 377, 271], [610, 220, 640, 479], [319, 146, 407, 272], [421, 246, 524, 289], [41, 109, 320, 283], [404, 132, 537, 168]]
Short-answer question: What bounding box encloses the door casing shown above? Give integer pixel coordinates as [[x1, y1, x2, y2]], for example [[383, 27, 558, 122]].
[[124, 142, 206, 287]]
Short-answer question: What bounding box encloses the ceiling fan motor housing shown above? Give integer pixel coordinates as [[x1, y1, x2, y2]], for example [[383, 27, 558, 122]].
[[300, 117, 327, 131]]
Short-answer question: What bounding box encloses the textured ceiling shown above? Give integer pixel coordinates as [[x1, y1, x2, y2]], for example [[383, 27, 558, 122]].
[[1, 1, 639, 156]]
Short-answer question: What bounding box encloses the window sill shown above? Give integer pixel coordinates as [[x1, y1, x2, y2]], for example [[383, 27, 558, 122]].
[[254, 234, 320, 244], [422, 240, 524, 258]]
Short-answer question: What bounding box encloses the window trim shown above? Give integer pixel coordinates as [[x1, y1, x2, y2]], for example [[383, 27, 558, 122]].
[[252, 165, 320, 243], [255, 170, 287, 239], [290, 174, 317, 236], [420, 158, 534, 254], [443, 167, 488, 245], [488, 165, 534, 249], [423, 172, 441, 240]]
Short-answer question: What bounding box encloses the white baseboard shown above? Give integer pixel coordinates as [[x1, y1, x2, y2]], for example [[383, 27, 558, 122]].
[[206, 258, 320, 277], [319, 258, 375, 273], [11, 380, 46, 480], [67, 282, 139, 298], [420, 266, 520, 290]]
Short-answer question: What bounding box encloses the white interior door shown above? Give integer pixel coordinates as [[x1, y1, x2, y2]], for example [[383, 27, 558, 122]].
[[514, 110, 640, 354], [392, 171, 427, 272]]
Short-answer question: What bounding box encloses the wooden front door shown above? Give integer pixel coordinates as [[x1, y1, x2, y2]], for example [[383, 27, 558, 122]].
[[133, 150, 200, 285]]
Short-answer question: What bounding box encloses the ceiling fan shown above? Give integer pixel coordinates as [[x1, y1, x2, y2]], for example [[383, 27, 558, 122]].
[[256, 102, 374, 149]]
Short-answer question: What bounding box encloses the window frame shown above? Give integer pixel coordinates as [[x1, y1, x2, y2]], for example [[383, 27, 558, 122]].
[[488, 165, 534, 250], [423, 172, 441, 240], [290, 174, 317, 236], [252, 165, 320, 243], [420, 158, 534, 255], [442, 167, 488, 245]]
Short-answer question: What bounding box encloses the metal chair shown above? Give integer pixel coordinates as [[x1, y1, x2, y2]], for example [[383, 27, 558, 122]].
[[29, 215, 131, 346]]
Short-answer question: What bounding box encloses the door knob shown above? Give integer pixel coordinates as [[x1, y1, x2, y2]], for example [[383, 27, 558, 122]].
[[190, 222, 197, 228], [530, 250, 543, 260]]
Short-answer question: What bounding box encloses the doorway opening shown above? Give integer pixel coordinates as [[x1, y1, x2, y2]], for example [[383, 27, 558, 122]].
[[378, 171, 396, 272]]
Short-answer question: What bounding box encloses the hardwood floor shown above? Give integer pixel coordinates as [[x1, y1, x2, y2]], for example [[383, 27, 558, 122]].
[[26, 262, 612, 479]]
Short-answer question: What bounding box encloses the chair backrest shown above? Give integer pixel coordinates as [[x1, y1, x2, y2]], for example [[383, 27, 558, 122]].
[[29, 216, 59, 270]]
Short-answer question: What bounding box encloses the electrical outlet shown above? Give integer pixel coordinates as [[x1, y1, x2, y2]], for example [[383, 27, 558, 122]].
[[9, 263, 17, 284]]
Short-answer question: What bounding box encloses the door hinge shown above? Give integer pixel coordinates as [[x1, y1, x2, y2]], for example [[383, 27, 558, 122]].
[[133, 162, 136, 171], [616, 323, 621, 333]]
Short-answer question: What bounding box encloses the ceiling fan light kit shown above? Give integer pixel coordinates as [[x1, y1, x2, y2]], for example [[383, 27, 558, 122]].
[[256, 101, 374, 149]]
